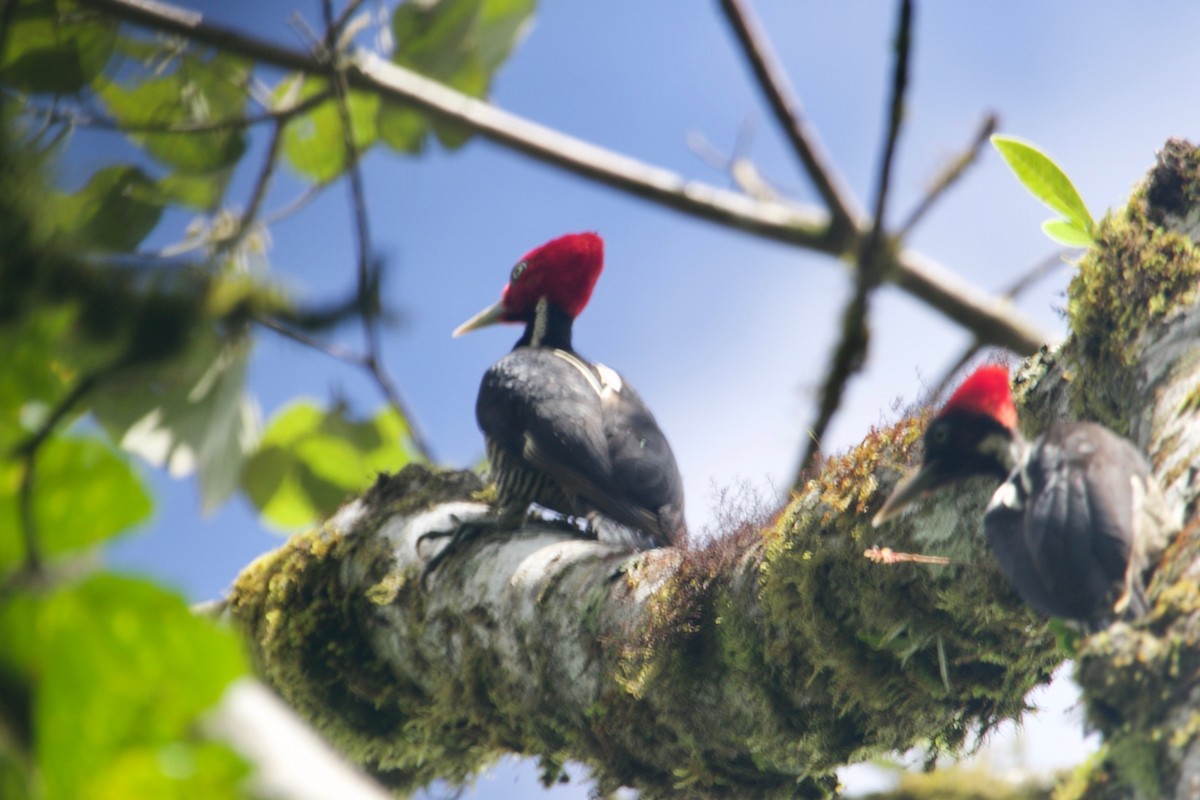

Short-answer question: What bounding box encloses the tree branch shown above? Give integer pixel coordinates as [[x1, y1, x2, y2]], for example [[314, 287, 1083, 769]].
[[79, 0, 1048, 355], [15, 87, 334, 134], [227, 456, 1060, 799], [797, 0, 913, 477], [898, 112, 998, 238], [717, 0, 863, 239], [315, 0, 435, 464], [225, 139, 1200, 800]]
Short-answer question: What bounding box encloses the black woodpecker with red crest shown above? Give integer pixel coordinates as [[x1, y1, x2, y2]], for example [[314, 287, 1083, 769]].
[[425, 233, 687, 579], [873, 364, 1176, 630]]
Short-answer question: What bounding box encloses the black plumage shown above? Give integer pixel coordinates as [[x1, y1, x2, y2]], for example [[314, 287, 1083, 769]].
[[423, 233, 686, 581], [983, 422, 1162, 624], [477, 343, 686, 549], [874, 365, 1175, 629]]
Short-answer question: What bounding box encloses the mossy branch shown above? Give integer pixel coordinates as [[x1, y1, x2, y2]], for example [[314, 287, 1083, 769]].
[[220, 140, 1200, 799], [225, 444, 1060, 798]]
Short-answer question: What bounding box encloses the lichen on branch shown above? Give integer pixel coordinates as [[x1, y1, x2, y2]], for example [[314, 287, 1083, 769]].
[[225, 424, 1063, 799]]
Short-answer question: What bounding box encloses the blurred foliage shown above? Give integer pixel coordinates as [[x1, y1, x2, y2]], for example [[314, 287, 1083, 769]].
[[860, 764, 1055, 799], [242, 401, 419, 530], [0, 0, 536, 793]]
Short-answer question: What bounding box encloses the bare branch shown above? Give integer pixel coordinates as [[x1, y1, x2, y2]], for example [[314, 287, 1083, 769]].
[[863, 0, 912, 278], [258, 315, 438, 462], [317, 0, 436, 465], [797, 0, 913, 478], [17, 452, 41, 574], [259, 317, 366, 363], [897, 112, 999, 238], [1002, 248, 1068, 299], [927, 250, 1066, 399], [80, 0, 1048, 355], [16, 87, 334, 134], [718, 0, 863, 240], [11, 364, 113, 577], [216, 117, 285, 260]]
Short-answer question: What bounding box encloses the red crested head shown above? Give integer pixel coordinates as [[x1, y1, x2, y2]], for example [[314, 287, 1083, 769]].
[[498, 232, 603, 321], [939, 364, 1017, 430]]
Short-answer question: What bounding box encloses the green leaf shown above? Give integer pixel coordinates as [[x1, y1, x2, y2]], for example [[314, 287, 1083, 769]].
[[1041, 218, 1095, 248], [97, 51, 249, 175], [49, 165, 164, 252], [241, 401, 417, 530], [278, 76, 380, 183], [0, 0, 117, 95], [377, 102, 427, 154], [0, 435, 152, 572], [991, 134, 1095, 236], [34, 575, 248, 799], [0, 308, 78, 452], [154, 171, 228, 211], [385, 0, 536, 152], [0, 753, 28, 800], [90, 332, 260, 512]]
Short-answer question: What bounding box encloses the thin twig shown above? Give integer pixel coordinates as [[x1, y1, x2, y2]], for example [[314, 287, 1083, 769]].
[[718, 0, 862, 241], [259, 314, 438, 461], [12, 368, 107, 459], [262, 183, 322, 226], [16, 87, 334, 134], [1001, 248, 1067, 299], [79, 0, 1048, 355], [12, 366, 112, 576], [897, 112, 998, 238], [17, 451, 43, 574], [863, 546, 953, 566], [330, 0, 368, 44], [319, 0, 436, 464], [927, 250, 1066, 399], [863, 0, 912, 281], [797, 0, 914, 479], [260, 316, 367, 364], [218, 116, 286, 259], [687, 125, 781, 201]]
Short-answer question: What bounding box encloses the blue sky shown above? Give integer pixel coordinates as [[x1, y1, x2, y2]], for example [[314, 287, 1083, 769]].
[[89, 1, 1200, 796]]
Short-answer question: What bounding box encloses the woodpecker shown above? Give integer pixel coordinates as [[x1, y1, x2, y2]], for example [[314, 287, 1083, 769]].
[[424, 233, 686, 578], [873, 364, 1175, 630]]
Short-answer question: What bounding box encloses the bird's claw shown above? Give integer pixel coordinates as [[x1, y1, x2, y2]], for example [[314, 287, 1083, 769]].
[[419, 519, 498, 589]]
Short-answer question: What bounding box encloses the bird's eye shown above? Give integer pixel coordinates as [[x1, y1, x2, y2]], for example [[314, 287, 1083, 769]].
[[930, 425, 949, 445], [510, 261, 528, 282]]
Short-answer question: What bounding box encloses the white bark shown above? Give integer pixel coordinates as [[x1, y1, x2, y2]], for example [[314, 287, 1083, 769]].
[[226, 142, 1200, 800]]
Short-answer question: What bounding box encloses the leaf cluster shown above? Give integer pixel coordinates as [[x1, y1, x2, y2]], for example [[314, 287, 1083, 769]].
[[0, 121, 256, 797], [1, 0, 539, 790]]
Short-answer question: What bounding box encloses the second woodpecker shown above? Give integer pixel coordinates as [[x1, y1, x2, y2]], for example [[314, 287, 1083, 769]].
[[873, 365, 1176, 630], [429, 233, 687, 575]]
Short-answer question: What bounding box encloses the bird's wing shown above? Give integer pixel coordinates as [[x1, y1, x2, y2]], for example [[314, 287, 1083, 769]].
[[984, 478, 1062, 617], [1024, 424, 1134, 618], [595, 366, 686, 545], [477, 349, 675, 541]]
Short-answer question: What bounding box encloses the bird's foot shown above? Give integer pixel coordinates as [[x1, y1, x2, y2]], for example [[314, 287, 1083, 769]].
[[586, 513, 660, 551], [538, 510, 592, 537], [418, 518, 501, 588]]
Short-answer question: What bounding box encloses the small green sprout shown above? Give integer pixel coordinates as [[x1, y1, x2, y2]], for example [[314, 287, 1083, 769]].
[[992, 134, 1096, 247]]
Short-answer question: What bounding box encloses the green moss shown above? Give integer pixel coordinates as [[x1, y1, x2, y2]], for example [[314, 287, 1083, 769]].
[[1073, 559, 1200, 800], [860, 765, 1054, 799], [1065, 151, 1200, 432], [756, 414, 1061, 779], [1141, 138, 1200, 226], [226, 464, 499, 793]]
